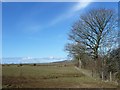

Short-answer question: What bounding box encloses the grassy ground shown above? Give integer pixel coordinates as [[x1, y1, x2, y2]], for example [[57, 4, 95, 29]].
[[2, 64, 117, 88]]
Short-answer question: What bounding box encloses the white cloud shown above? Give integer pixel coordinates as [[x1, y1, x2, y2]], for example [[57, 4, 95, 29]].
[[72, 0, 93, 12], [50, 0, 93, 26], [16, 1, 93, 33], [22, 56, 33, 60]]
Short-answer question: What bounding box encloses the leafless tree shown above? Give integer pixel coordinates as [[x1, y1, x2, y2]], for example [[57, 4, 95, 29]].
[[67, 8, 117, 75], [65, 43, 86, 67]]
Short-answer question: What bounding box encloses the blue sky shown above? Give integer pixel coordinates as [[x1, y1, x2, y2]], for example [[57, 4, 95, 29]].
[[2, 2, 118, 58]]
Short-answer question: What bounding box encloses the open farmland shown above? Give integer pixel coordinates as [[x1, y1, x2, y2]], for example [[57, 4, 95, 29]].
[[2, 63, 117, 88]]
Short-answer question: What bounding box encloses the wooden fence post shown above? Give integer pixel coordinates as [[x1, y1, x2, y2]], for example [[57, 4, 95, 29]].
[[110, 71, 112, 82]]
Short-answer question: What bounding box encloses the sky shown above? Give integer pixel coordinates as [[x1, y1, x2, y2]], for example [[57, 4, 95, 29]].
[[2, 1, 118, 59]]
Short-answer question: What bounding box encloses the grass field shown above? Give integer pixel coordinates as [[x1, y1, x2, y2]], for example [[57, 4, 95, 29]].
[[2, 64, 117, 88]]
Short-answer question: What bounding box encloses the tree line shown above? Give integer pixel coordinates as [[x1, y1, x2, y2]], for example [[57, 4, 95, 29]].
[[65, 8, 120, 86]]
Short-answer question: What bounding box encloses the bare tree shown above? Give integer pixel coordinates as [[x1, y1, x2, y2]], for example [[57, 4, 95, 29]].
[[65, 43, 86, 67], [67, 8, 117, 74]]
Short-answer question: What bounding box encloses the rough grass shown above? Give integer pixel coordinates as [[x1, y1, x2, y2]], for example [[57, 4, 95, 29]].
[[2, 64, 117, 88]]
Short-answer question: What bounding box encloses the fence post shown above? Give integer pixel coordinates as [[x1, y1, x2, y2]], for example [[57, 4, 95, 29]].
[[110, 71, 112, 82]]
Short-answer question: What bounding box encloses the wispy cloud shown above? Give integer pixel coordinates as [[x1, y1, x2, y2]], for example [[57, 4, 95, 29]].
[[24, 24, 42, 33], [50, 0, 93, 26], [16, 19, 42, 34], [72, 0, 93, 12], [16, 1, 93, 33]]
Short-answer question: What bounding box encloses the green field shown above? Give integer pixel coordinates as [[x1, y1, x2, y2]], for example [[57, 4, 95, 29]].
[[2, 64, 117, 88]]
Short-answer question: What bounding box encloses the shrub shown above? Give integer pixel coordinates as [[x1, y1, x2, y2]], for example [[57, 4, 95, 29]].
[[33, 63, 36, 66], [19, 64, 22, 66]]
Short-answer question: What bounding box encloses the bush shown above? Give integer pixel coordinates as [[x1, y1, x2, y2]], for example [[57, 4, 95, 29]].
[[114, 71, 120, 87], [33, 63, 36, 66], [19, 64, 22, 66]]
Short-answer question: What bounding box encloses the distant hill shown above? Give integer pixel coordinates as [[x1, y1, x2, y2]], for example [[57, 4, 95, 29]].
[[2, 57, 67, 64], [52, 60, 72, 63]]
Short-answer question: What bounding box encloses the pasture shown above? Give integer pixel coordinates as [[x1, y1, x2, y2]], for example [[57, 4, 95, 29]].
[[2, 64, 117, 88]]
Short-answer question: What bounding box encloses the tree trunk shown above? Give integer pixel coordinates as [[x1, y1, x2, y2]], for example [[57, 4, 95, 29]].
[[102, 71, 104, 80], [92, 69, 94, 77], [78, 58, 82, 68]]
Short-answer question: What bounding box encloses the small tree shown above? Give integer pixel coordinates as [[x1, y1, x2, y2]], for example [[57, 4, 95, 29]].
[[65, 43, 86, 68]]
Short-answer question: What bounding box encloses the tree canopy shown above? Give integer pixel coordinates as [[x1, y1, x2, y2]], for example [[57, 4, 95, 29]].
[[67, 8, 117, 60]]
